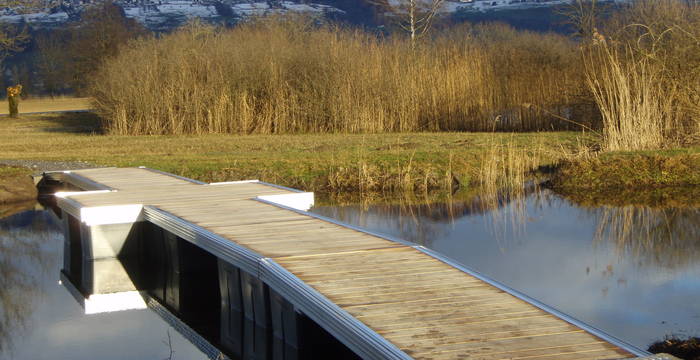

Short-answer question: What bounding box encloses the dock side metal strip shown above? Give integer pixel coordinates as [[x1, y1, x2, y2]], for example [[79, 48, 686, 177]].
[[261, 258, 411, 360], [144, 296, 230, 360], [143, 206, 261, 276]]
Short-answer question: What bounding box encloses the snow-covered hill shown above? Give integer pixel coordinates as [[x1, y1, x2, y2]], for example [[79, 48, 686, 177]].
[[444, 0, 628, 13], [0, 0, 342, 31], [123, 1, 341, 30], [0, 0, 630, 31]]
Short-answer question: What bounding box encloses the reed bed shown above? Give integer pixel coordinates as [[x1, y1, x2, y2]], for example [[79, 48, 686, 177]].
[[90, 19, 585, 135], [585, 0, 700, 150]]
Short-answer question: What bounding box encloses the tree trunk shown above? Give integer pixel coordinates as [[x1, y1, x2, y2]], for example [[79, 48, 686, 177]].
[[8, 96, 19, 118], [409, 0, 416, 50]]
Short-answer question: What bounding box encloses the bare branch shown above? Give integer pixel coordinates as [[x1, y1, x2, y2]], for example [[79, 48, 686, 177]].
[[366, 0, 445, 46]]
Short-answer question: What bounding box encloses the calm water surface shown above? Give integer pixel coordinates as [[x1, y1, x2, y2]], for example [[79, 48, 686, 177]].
[[312, 190, 700, 351], [0, 205, 208, 360], [2, 190, 699, 358]]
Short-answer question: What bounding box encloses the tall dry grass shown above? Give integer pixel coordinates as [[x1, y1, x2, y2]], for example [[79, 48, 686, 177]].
[[585, 0, 700, 150], [584, 43, 675, 151], [479, 135, 545, 197], [90, 18, 586, 135]]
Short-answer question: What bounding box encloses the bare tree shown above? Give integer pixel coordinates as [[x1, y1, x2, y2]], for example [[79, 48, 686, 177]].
[[558, 0, 608, 39], [0, 1, 43, 66], [35, 1, 148, 94], [371, 0, 445, 48]]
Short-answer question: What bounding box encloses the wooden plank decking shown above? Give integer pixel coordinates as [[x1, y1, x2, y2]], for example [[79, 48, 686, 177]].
[[51, 167, 641, 360]]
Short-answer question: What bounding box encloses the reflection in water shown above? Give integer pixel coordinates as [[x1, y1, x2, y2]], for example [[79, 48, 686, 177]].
[[2, 204, 360, 360], [57, 210, 359, 360], [0, 206, 211, 360], [316, 186, 540, 246], [0, 207, 58, 357], [594, 206, 700, 269], [312, 189, 700, 350]]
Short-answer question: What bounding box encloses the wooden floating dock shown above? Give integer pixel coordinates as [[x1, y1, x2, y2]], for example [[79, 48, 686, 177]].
[[41, 167, 652, 360]]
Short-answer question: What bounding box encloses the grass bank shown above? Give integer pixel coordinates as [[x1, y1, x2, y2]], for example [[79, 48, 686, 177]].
[[1, 112, 697, 199], [549, 150, 700, 192], [0, 166, 36, 204], [1, 113, 580, 192]]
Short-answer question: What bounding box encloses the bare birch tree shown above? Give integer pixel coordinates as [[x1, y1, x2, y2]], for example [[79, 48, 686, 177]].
[[371, 0, 445, 48]]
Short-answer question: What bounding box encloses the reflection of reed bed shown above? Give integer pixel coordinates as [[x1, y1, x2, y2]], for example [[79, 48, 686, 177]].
[[317, 181, 542, 220], [314, 184, 542, 246], [477, 135, 554, 239], [593, 206, 700, 269], [312, 203, 450, 246], [0, 211, 57, 356]]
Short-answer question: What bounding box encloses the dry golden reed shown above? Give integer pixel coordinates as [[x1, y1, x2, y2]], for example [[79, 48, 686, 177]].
[[90, 18, 585, 135], [586, 0, 700, 150]]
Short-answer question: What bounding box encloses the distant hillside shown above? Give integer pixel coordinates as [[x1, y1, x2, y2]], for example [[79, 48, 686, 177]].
[[452, 6, 573, 33], [0, 0, 629, 32], [0, 0, 343, 31]]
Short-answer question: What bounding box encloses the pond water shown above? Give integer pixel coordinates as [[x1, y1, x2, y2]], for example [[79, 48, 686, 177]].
[[2, 189, 699, 358], [0, 205, 209, 360], [311, 189, 700, 352]]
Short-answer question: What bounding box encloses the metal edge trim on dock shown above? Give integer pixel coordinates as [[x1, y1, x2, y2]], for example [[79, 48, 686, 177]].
[[144, 296, 230, 360], [143, 206, 261, 276], [253, 198, 652, 357], [256, 181, 305, 194], [59, 270, 87, 307], [260, 258, 411, 360], [56, 196, 83, 219], [142, 205, 412, 360]]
